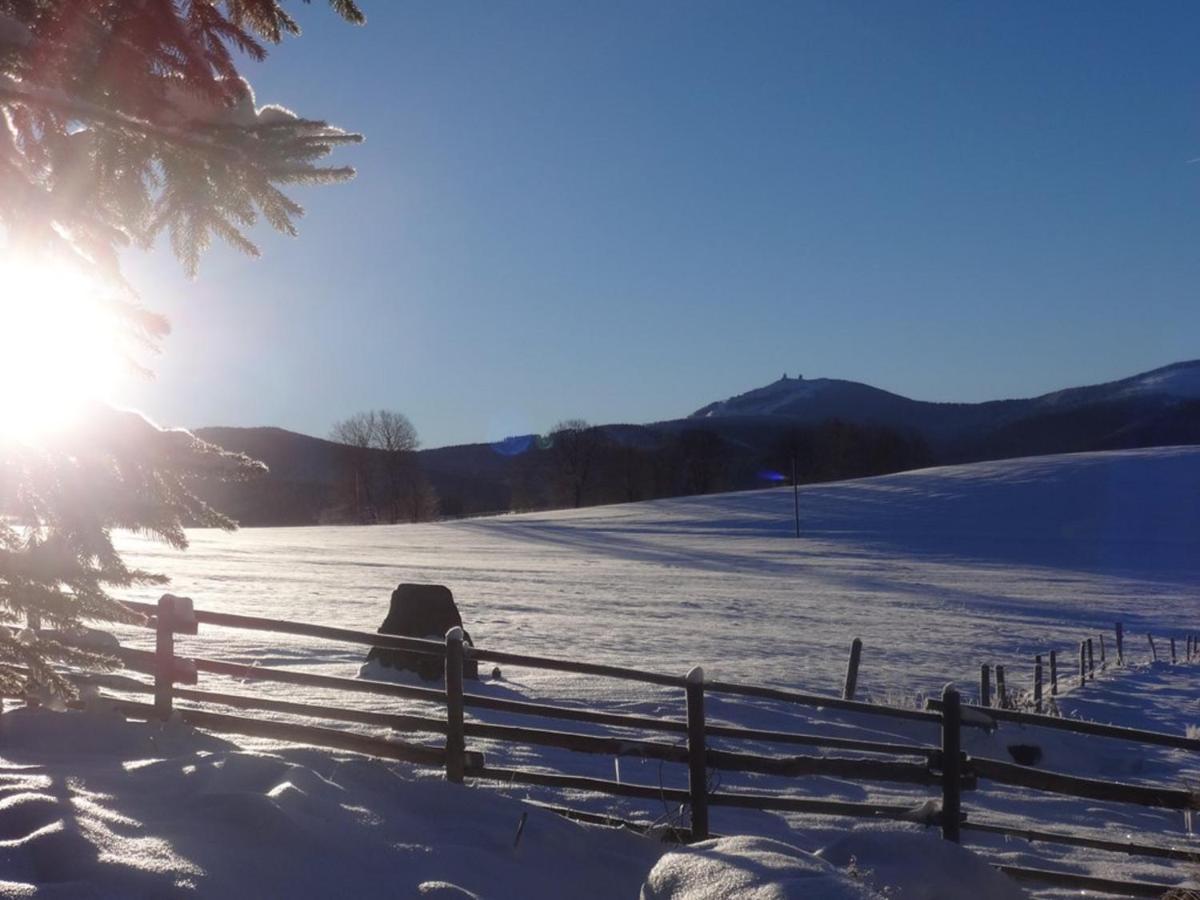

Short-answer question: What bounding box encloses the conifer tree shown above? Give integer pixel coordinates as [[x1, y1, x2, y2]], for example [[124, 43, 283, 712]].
[[0, 0, 363, 697]]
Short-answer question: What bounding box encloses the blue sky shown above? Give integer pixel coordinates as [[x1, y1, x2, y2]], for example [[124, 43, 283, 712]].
[[126, 1, 1200, 448]]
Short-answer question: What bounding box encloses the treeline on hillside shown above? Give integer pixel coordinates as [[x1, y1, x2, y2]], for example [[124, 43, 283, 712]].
[[445, 418, 933, 515], [190, 416, 931, 526]]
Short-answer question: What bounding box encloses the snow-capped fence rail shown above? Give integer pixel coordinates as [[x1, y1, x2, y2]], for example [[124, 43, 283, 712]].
[[36, 595, 1200, 899]]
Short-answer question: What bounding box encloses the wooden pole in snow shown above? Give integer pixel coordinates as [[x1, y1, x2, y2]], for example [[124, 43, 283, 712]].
[[685, 666, 709, 841], [843, 638, 862, 701], [1033, 656, 1043, 714], [1170, 637, 1177, 664], [1086, 638, 1095, 680], [444, 627, 466, 784], [1078, 641, 1087, 687], [979, 664, 991, 708], [1147, 634, 1158, 662], [1049, 650, 1058, 696], [1115, 622, 1124, 665], [940, 684, 963, 843], [791, 455, 800, 539], [1098, 634, 1106, 669], [995, 665, 1008, 709]]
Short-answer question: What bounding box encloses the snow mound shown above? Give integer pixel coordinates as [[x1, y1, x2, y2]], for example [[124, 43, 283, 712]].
[[640, 835, 884, 899], [0, 706, 662, 898], [817, 826, 1026, 900]]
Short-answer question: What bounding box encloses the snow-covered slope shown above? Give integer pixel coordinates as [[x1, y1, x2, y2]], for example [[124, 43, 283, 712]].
[[118, 445, 1200, 701]]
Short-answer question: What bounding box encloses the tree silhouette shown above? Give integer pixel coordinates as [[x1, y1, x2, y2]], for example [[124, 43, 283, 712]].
[[549, 419, 605, 509], [0, 0, 362, 696]]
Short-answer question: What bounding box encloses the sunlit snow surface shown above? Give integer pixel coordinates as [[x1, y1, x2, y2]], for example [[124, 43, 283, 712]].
[[97, 446, 1200, 897], [119, 446, 1200, 698]]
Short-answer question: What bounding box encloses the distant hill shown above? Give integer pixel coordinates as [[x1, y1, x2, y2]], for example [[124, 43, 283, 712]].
[[192, 360, 1200, 526], [690, 360, 1200, 457]]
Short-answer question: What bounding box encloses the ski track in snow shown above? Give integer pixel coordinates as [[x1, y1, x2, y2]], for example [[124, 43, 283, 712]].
[[94, 446, 1200, 897]]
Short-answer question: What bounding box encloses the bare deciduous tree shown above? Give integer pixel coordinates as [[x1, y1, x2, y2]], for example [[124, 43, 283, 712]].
[[329, 409, 436, 523], [330, 411, 379, 522]]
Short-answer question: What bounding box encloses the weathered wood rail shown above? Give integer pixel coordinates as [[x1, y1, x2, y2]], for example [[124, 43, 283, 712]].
[[21, 596, 1200, 899]]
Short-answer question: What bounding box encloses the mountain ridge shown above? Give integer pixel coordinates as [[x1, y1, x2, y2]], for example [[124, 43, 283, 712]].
[[190, 359, 1200, 525], [688, 359, 1200, 445]]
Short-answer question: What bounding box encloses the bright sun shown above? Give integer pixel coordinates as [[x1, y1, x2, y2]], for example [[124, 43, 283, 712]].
[[0, 255, 127, 440]]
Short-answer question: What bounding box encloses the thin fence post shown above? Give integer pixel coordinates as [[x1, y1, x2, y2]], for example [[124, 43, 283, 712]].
[[1099, 634, 1106, 669], [940, 684, 962, 843], [1049, 650, 1058, 696], [1078, 641, 1086, 687], [1116, 622, 1124, 665], [444, 627, 466, 784], [1086, 638, 1095, 680], [979, 664, 991, 708], [1170, 637, 1177, 665], [685, 666, 709, 842], [1033, 655, 1043, 714], [154, 595, 176, 718], [1148, 634, 1157, 662], [994, 665, 1007, 709], [842, 638, 862, 701]]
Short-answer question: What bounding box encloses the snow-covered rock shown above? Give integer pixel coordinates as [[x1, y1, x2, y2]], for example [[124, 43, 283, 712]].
[[640, 835, 884, 899]]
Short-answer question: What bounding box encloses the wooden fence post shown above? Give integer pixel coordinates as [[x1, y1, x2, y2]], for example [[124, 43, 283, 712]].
[[940, 684, 962, 843], [979, 664, 991, 708], [685, 666, 709, 842], [842, 638, 862, 701], [1147, 634, 1157, 662], [1098, 634, 1106, 669], [154, 595, 180, 718], [1033, 656, 1043, 714], [1169, 637, 1177, 665], [995, 665, 1007, 709], [444, 627, 466, 784], [1086, 638, 1095, 680], [1078, 641, 1086, 687], [1115, 621, 1124, 665], [1049, 650, 1058, 696]]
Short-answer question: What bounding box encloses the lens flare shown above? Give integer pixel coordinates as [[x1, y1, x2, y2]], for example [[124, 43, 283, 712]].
[[0, 256, 126, 440]]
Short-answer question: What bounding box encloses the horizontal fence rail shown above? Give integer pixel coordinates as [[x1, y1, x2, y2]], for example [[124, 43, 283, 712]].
[[962, 820, 1200, 864], [19, 595, 1194, 900], [926, 696, 1200, 753], [970, 756, 1200, 811]]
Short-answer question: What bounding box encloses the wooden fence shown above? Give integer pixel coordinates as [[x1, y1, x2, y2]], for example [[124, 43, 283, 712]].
[[976, 620, 1199, 714], [24, 595, 1200, 899]]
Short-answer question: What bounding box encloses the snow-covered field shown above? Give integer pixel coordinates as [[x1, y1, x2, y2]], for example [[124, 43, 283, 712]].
[[119, 445, 1200, 700], [8, 446, 1200, 897]]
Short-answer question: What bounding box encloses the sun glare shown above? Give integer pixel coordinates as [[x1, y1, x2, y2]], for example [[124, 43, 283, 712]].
[[0, 256, 126, 441]]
